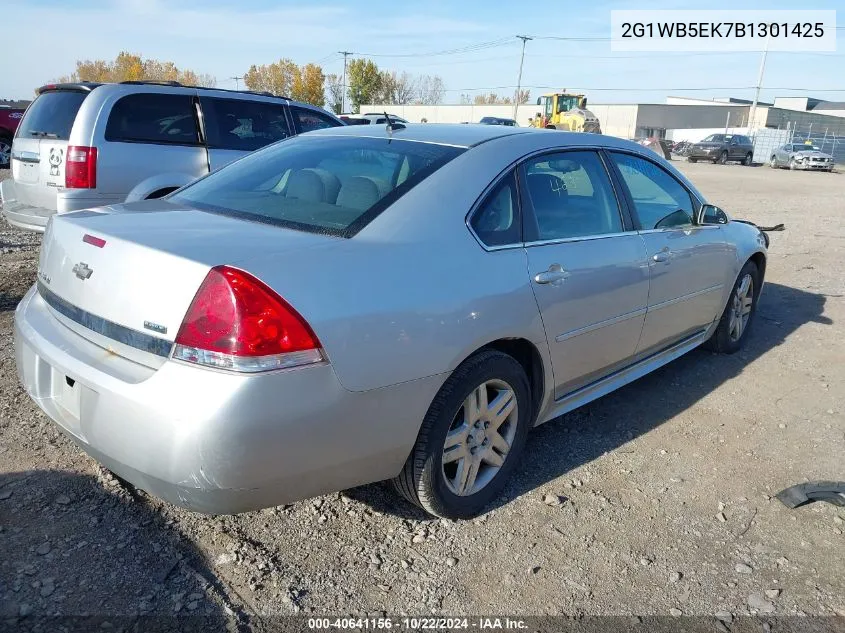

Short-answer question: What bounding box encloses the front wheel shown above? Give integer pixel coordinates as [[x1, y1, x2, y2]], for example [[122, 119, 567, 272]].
[[769, 156, 778, 169], [392, 350, 532, 519], [717, 151, 728, 165], [704, 260, 760, 354], [743, 152, 753, 166], [789, 158, 797, 170], [688, 157, 698, 163]]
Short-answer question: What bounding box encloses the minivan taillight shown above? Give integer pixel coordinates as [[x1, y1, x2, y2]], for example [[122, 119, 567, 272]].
[[65, 146, 97, 189], [172, 266, 324, 373]]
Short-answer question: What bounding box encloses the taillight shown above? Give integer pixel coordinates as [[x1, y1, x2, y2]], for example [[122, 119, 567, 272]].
[[172, 266, 323, 373], [65, 146, 97, 189]]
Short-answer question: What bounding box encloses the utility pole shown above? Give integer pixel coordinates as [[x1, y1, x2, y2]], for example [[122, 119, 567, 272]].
[[748, 36, 770, 135], [230, 76, 242, 90], [514, 35, 532, 121], [338, 51, 352, 113]]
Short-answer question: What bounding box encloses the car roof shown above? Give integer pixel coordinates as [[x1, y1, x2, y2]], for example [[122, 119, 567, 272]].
[[305, 122, 536, 147]]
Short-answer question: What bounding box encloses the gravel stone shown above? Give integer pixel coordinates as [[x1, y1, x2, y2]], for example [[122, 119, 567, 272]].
[[735, 563, 753, 574], [748, 592, 775, 614], [36, 542, 51, 556]]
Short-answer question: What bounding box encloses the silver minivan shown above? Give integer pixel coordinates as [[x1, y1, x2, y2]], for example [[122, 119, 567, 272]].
[[0, 81, 343, 232]]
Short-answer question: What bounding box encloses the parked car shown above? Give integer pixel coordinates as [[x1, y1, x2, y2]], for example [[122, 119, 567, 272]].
[[339, 115, 370, 125], [0, 81, 343, 232], [357, 113, 410, 125], [687, 133, 754, 165], [15, 124, 768, 519], [0, 105, 26, 168], [769, 143, 834, 171], [479, 117, 518, 126]]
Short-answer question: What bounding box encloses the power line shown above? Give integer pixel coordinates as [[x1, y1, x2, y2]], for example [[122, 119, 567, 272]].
[[349, 37, 516, 58]]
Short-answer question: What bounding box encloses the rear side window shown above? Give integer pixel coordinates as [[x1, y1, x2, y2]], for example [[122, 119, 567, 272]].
[[470, 171, 520, 247], [105, 94, 199, 145], [171, 136, 463, 237], [291, 107, 341, 134], [200, 97, 291, 151], [16, 90, 88, 140]]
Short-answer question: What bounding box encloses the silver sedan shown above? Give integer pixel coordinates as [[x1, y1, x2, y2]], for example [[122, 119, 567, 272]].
[[15, 124, 768, 519]]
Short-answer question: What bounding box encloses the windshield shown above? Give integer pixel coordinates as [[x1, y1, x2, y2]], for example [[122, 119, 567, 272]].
[[795, 145, 820, 151], [701, 134, 726, 143], [171, 136, 464, 237], [16, 90, 88, 140]]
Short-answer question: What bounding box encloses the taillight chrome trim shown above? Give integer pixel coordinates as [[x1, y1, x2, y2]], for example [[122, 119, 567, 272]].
[[171, 344, 325, 373]]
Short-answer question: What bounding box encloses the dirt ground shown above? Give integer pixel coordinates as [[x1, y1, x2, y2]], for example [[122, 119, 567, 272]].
[[0, 163, 843, 627]]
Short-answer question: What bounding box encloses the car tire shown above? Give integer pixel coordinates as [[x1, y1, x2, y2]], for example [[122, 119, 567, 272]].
[[703, 260, 760, 354], [769, 156, 778, 169], [688, 157, 697, 163], [392, 349, 532, 519], [0, 135, 11, 169], [743, 152, 753, 166], [789, 159, 797, 170], [717, 151, 728, 165]]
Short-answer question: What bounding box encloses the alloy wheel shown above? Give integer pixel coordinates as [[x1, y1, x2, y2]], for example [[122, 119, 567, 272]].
[[0, 140, 11, 168], [728, 274, 754, 342], [441, 379, 518, 496]]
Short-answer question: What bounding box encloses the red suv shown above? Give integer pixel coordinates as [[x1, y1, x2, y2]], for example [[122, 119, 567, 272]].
[[0, 105, 26, 168]]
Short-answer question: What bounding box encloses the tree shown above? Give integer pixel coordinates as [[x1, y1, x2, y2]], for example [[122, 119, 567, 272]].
[[244, 59, 299, 98], [469, 91, 530, 105], [416, 75, 445, 105], [54, 52, 215, 86], [292, 63, 325, 106], [325, 73, 345, 114], [347, 59, 382, 112], [378, 71, 417, 105]]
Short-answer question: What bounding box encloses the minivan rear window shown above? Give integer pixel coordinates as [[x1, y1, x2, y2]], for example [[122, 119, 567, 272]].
[[171, 135, 464, 237], [16, 90, 88, 141]]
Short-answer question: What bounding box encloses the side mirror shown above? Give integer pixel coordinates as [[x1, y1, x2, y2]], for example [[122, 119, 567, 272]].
[[696, 204, 729, 225]]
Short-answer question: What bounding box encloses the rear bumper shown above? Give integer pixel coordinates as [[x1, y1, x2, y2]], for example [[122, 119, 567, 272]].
[[0, 179, 52, 232], [0, 179, 116, 233], [14, 286, 440, 513]]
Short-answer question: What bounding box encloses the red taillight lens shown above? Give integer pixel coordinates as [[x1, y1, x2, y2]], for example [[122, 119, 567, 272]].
[[173, 266, 323, 372], [65, 146, 97, 189]]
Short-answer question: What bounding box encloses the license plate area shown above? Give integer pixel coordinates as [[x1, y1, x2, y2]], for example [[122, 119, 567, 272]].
[[53, 370, 81, 420], [15, 161, 40, 184]]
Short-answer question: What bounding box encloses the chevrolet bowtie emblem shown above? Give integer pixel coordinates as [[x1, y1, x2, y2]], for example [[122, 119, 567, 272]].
[[72, 262, 93, 280]]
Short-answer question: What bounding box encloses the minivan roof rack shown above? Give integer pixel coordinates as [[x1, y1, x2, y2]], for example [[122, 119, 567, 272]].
[[120, 80, 183, 87]]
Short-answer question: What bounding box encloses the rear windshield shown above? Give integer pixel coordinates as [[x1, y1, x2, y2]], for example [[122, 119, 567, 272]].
[[16, 90, 88, 140], [171, 135, 464, 237]]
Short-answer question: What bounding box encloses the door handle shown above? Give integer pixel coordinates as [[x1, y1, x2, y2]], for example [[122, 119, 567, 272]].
[[652, 250, 672, 263], [534, 264, 570, 285]]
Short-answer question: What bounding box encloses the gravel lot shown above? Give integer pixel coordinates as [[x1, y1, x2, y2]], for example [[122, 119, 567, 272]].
[[1, 163, 843, 625]]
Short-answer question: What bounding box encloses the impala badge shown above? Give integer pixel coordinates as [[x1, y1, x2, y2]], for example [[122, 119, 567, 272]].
[[72, 262, 93, 280]]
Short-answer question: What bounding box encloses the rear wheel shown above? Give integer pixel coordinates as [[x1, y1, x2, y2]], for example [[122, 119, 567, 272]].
[[717, 151, 728, 165], [743, 152, 753, 166], [0, 135, 11, 169], [393, 350, 532, 519], [704, 260, 760, 354]]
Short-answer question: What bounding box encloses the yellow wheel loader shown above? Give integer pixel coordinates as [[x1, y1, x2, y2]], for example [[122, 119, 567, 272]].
[[530, 92, 601, 133]]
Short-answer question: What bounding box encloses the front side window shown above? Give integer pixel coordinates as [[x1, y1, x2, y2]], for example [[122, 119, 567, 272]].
[[610, 152, 695, 230], [201, 97, 290, 151], [291, 107, 341, 134], [470, 171, 520, 247], [105, 94, 199, 145], [702, 134, 726, 143], [170, 136, 463, 237], [522, 151, 623, 242]]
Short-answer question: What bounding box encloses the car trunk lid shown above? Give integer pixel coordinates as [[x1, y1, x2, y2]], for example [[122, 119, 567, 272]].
[[38, 200, 340, 368]]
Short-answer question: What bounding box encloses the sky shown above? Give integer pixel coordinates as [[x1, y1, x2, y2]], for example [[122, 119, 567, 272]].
[[2, 0, 843, 105]]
